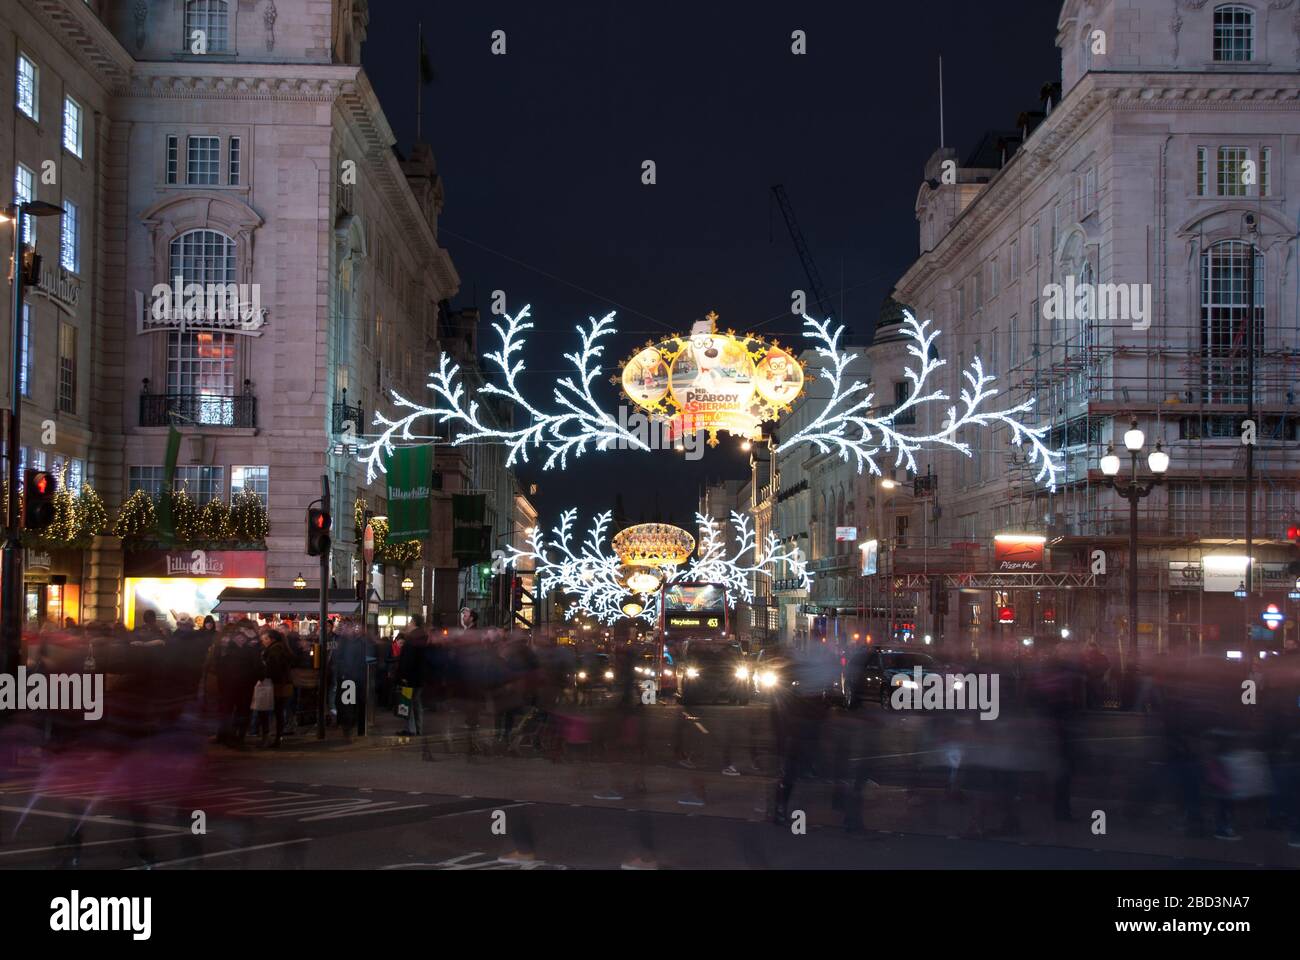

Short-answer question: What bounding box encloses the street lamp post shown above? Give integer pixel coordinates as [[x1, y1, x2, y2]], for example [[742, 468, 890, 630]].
[[1099, 418, 1170, 678], [2, 200, 64, 674]]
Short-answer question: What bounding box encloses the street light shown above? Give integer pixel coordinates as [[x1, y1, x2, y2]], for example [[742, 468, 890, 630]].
[[401, 575, 414, 613], [293, 573, 307, 589], [2, 199, 65, 672], [1098, 417, 1169, 675]]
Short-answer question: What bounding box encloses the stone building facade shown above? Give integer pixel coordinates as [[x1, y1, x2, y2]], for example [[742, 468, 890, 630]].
[[890, 0, 1300, 657], [2, 1, 511, 630]]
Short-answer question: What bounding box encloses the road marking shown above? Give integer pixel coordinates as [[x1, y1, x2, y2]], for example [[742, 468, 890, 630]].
[[0, 833, 185, 858], [134, 838, 312, 869], [430, 802, 531, 819], [0, 804, 185, 833], [694, 722, 709, 735]]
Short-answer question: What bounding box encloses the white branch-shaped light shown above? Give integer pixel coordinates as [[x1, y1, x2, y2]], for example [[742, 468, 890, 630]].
[[775, 310, 1063, 490], [506, 511, 812, 626], [359, 304, 1063, 492]]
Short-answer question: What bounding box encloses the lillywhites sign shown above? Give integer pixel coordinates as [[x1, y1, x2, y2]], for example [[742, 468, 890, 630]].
[[35, 265, 80, 310], [384, 445, 433, 540], [134, 277, 267, 337]]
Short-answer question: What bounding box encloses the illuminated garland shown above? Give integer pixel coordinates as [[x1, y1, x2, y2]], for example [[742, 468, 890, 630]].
[[361, 305, 1063, 490], [507, 510, 812, 625], [775, 312, 1063, 489]]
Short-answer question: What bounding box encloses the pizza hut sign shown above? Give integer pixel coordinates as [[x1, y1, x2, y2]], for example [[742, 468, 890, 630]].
[[993, 535, 1045, 572]]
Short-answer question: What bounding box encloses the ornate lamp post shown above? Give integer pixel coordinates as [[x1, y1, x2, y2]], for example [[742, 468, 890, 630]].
[[1099, 417, 1170, 667]]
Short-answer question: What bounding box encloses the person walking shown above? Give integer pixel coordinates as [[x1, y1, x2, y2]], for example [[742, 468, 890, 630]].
[[259, 629, 295, 748], [398, 616, 430, 735]]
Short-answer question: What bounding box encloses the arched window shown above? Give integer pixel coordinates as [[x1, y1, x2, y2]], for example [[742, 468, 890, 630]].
[[1200, 239, 1264, 404], [185, 1, 230, 53], [1213, 5, 1254, 62], [168, 229, 237, 423]]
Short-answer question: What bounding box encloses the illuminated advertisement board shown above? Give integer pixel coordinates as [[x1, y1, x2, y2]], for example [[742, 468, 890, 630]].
[[619, 313, 805, 447], [663, 582, 726, 631], [123, 549, 267, 628]]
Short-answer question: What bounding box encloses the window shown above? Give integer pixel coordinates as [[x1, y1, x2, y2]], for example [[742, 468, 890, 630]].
[[228, 136, 241, 185], [14, 165, 35, 246], [1168, 483, 1198, 536], [1008, 315, 1018, 368], [129, 466, 166, 499], [230, 465, 269, 506], [1029, 299, 1039, 352], [990, 328, 999, 374], [974, 270, 983, 310], [60, 200, 79, 273], [1209, 481, 1245, 537], [1196, 147, 1209, 196], [62, 97, 83, 157], [66, 458, 84, 494], [174, 466, 224, 506], [16, 55, 37, 121], [957, 286, 966, 322], [19, 303, 31, 398], [1030, 221, 1040, 264], [990, 258, 999, 300], [186, 135, 221, 185], [1217, 146, 1249, 196], [167, 230, 237, 422], [1200, 240, 1264, 404], [166, 135, 179, 184], [1260, 147, 1271, 197], [58, 323, 77, 413], [1083, 168, 1096, 214], [185, 1, 230, 53], [1010, 239, 1019, 277], [1213, 5, 1254, 62]]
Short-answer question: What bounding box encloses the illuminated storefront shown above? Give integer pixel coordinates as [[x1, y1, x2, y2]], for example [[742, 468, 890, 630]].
[[23, 548, 83, 626], [123, 549, 266, 628]]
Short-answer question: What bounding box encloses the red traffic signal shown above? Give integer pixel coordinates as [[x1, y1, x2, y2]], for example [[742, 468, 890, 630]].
[[306, 506, 332, 556], [23, 469, 57, 531], [1287, 525, 1300, 542]]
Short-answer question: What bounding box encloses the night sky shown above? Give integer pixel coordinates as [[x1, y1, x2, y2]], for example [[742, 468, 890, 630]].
[[363, 1, 1062, 529]]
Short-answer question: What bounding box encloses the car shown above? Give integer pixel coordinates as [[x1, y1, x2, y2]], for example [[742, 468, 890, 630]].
[[843, 647, 944, 709], [573, 652, 616, 701], [676, 640, 750, 705], [632, 649, 676, 696]]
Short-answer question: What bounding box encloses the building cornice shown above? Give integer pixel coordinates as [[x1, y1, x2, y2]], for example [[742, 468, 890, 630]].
[[896, 70, 1300, 302], [28, 0, 134, 93], [123, 62, 359, 102]]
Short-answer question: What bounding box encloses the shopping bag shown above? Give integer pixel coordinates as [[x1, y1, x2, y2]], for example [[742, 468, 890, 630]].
[[251, 679, 275, 712], [396, 685, 414, 718]]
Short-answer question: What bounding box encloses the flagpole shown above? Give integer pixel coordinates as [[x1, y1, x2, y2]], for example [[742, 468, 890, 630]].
[[416, 22, 423, 143]]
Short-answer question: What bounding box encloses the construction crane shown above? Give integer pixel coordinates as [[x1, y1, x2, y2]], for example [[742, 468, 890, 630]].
[[770, 184, 839, 329]]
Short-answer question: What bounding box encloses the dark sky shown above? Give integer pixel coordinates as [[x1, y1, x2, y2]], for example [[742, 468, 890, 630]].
[[363, 1, 1063, 529]]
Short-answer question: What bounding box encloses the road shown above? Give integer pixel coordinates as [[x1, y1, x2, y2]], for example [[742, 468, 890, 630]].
[[0, 697, 1296, 870]]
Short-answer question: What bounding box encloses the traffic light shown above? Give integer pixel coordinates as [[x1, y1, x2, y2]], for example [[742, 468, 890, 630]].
[[512, 576, 524, 611], [306, 506, 331, 556], [1289, 526, 1300, 576], [23, 469, 56, 531]]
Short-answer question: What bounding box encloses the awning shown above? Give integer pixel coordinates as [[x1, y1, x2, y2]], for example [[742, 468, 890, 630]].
[[212, 586, 379, 617]]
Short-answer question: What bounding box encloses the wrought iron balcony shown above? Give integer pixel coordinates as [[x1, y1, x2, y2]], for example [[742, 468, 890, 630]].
[[139, 380, 257, 428], [332, 388, 364, 435]]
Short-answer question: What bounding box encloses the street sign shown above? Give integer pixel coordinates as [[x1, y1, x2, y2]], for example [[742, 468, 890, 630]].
[[363, 522, 375, 564]]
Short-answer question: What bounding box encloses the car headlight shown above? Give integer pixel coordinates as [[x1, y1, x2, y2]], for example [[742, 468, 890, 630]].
[[735, 666, 750, 680], [685, 667, 700, 679], [577, 671, 588, 681], [662, 668, 672, 677], [760, 671, 777, 688], [891, 676, 918, 689], [604, 670, 615, 680]]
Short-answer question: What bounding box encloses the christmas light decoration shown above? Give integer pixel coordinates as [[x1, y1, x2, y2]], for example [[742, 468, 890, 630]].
[[114, 489, 157, 540], [774, 312, 1063, 489], [361, 305, 1063, 490], [507, 510, 812, 625], [228, 488, 269, 542]]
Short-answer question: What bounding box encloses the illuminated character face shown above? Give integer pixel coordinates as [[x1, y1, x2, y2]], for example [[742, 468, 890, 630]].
[[690, 335, 724, 385]]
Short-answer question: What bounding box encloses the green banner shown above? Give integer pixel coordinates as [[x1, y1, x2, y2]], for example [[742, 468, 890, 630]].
[[384, 445, 433, 541], [156, 425, 182, 542]]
